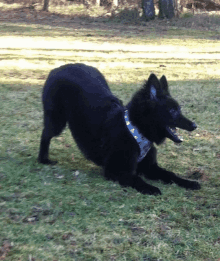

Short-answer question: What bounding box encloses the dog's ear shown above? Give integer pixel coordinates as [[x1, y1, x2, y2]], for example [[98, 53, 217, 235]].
[[160, 75, 170, 94], [150, 85, 157, 101], [146, 74, 161, 101]]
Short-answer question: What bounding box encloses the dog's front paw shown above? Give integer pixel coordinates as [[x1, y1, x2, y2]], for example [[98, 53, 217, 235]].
[[134, 176, 162, 195], [187, 180, 201, 190], [141, 186, 162, 195]]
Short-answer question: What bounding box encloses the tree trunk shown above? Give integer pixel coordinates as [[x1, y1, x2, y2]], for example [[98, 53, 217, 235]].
[[112, 0, 119, 7], [158, 0, 175, 19], [174, 0, 181, 17], [95, 0, 100, 6], [42, 0, 50, 12], [142, 0, 155, 21]]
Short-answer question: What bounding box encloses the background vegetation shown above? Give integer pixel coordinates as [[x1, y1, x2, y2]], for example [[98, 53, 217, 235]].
[[0, 1, 220, 260], [2, 0, 220, 18]]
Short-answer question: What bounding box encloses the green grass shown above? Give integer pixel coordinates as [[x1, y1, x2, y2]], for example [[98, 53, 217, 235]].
[[0, 10, 220, 260]]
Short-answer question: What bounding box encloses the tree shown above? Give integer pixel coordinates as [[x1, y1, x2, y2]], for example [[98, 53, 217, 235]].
[[158, 0, 175, 19], [112, 0, 119, 7], [42, 0, 50, 11], [142, 0, 175, 20], [95, 0, 100, 6], [142, 0, 155, 21]]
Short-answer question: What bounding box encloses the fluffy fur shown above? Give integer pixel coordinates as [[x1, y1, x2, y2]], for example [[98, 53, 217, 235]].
[[38, 63, 200, 195]]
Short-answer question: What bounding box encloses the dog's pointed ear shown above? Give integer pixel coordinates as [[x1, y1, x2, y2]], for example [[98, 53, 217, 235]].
[[146, 74, 161, 101], [160, 75, 169, 94]]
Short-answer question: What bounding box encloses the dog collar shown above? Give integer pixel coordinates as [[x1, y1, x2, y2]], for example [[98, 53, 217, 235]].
[[124, 110, 152, 162]]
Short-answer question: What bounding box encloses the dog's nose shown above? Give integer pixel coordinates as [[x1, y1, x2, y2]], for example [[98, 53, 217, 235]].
[[192, 122, 197, 130]]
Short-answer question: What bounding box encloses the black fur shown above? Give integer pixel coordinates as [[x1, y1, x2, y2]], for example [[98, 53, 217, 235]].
[[38, 63, 200, 195]]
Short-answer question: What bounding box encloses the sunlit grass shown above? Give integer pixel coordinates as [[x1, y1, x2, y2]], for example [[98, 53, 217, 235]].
[[0, 2, 22, 10], [0, 26, 219, 86]]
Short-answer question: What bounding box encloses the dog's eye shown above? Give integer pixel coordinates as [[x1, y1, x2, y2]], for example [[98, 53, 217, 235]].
[[170, 108, 180, 119]]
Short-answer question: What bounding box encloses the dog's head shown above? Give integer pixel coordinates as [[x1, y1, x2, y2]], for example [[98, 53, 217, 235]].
[[128, 74, 197, 145]]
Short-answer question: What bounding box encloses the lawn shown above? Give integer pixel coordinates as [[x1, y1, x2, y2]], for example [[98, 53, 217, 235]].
[[0, 5, 220, 260]]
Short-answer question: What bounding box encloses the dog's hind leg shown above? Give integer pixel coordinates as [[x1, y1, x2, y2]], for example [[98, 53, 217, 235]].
[[38, 111, 66, 164]]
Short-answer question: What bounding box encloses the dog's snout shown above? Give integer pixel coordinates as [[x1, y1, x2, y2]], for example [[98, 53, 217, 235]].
[[192, 122, 197, 130]]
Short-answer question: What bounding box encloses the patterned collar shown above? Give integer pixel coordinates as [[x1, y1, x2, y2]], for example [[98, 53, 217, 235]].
[[124, 110, 152, 162]]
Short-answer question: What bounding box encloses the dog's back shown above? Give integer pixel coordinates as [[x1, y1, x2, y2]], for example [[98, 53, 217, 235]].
[[43, 63, 114, 110], [40, 63, 122, 165]]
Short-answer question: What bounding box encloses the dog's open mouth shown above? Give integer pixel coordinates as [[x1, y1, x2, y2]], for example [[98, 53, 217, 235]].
[[166, 126, 183, 143]]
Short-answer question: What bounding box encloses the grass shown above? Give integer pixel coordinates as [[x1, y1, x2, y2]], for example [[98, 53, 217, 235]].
[[0, 5, 220, 260]]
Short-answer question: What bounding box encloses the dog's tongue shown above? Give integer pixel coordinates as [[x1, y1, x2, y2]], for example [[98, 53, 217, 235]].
[[166, 127, 183, 143]]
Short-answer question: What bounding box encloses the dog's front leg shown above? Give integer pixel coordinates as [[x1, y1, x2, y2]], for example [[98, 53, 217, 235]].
[[104, 149, 161, 195], [138, 146, 200, 190], [156, 168, 201, 190]]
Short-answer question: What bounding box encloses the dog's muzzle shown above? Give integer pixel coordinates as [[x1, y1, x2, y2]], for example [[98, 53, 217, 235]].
[[166, 122, 197, 143]]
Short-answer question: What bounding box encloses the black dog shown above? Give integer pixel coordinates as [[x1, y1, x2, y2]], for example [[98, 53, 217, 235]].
[[38, 63, 200, 195]]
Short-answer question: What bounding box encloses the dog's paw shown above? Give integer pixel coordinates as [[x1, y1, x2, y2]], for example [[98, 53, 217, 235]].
[[134, 177, 162, 195], [136, 184, 162, 196], [140, 185, 162, 195], [38, 158, 57, 165], [187, 180, 201, 190]]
